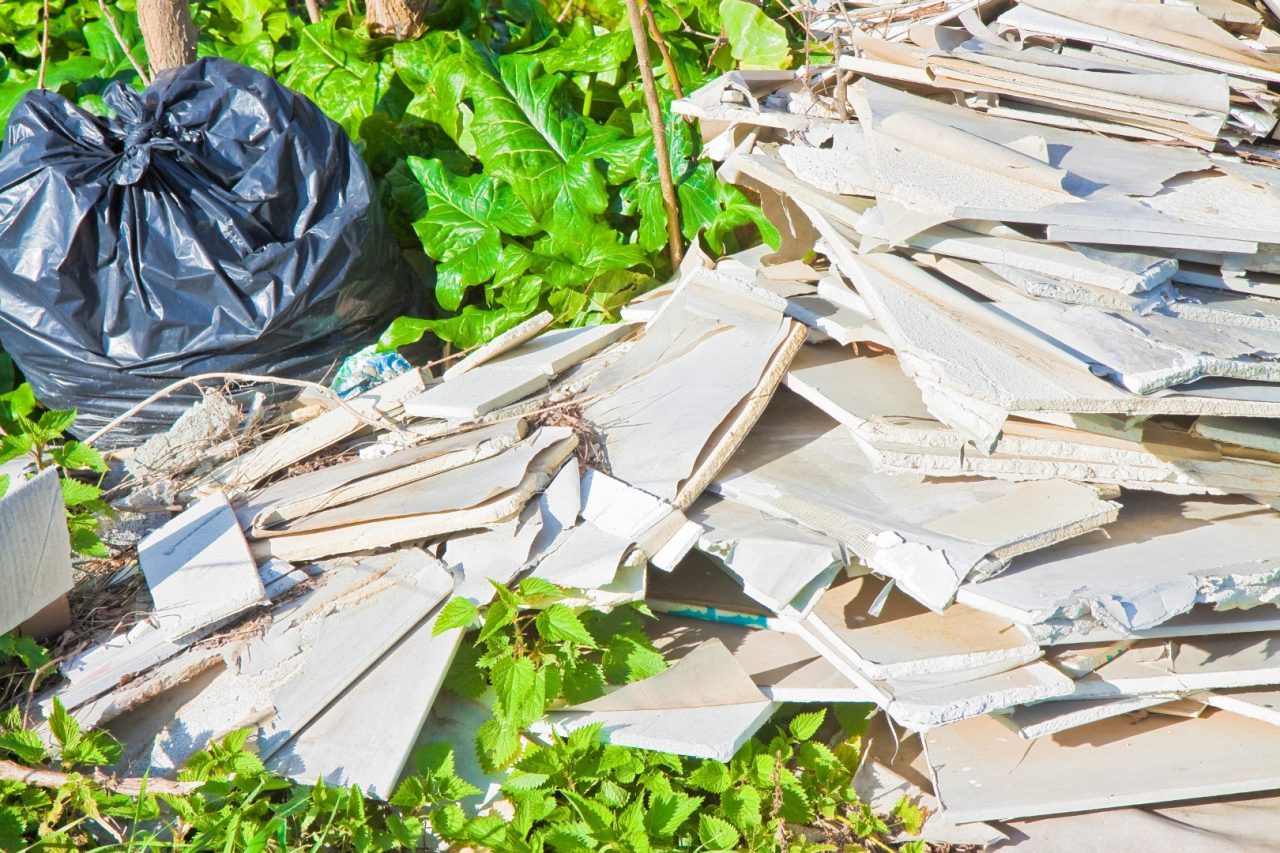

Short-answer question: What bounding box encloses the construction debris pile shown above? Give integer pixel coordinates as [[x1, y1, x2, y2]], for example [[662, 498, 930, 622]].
[[10, 0, 1280, 846]]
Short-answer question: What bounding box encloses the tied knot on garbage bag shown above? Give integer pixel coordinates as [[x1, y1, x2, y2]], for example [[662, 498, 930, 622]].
[[0, 57, 420, 443], [104, 82, 202, 186]]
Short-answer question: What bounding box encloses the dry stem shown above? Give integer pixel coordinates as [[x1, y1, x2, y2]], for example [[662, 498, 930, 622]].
[[624, 0, 684, 269], [0, 760, 203, 796], [641, 0, 684, 101], [84, 372, 407, 448]]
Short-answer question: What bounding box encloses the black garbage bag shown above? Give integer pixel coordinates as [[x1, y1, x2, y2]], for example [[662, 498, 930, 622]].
[[0, 57, 415, 442]]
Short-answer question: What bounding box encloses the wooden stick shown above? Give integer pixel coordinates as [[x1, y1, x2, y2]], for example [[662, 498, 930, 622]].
[[38, 0, 50, 89], [98, 0, 153, 85], [624, 0, 683, 269], [0, 759, 202, 796], [641, 0, 683, 101], [304, 0, 322, 24]]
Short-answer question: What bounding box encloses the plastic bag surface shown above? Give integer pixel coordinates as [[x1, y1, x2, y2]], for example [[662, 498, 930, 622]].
[[0, 57, 414, 441]]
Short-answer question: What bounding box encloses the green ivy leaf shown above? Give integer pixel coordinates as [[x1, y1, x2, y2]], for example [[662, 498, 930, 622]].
[[34, 409, 75, 441], [562, 656, 607, 705], [59, 477, 103, 509], [0, 434, 33, 465], [433, 598, 480, 635], [789, 709, 825, 742], [406, 157, 538, 312], [450, 42, 609, 229], [719, 0, 791, 70], [49, 441, 107, 473], [698, 812, 740, 850], [645, 790, 702, 838], [536, 18, 633, 75], [892, 794, 925, 836], [517, 576, 563, 601], [722, 784, 764, 830], [0, 728, 47, 765], [602, 634, 667, 684], [687, 760, 732, 794], [534, 604, 596, 647]]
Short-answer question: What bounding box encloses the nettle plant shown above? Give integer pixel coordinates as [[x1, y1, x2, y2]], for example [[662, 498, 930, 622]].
[[0, 370, 110, 557], [430, 579, 928, 851]]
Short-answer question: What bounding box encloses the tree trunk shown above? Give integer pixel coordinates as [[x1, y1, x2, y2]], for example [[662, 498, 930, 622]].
[[366, 0, 431, 39], [136, 0, 198, 73]]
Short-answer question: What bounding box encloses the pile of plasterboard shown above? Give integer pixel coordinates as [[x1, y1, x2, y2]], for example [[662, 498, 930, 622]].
[[665, 0, 1280, 843], [10, 0, 1280, 846]]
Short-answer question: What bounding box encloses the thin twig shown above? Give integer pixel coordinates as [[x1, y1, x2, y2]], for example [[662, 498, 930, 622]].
[[556, 0, 574, 22], [625, 0, 684, 269], [641, 0, 683, 101], [84, 372, 405, 448], [0, 760, 202, 797], [304, 0, 322, 24], [97, 0, 152, 85], [38, 0, 50, 89]]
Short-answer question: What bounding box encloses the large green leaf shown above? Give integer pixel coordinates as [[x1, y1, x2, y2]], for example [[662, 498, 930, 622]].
[[280, 20, 392, 137], [407, 156, 538, 311], [719, 0, 790, 70], [447, 42, 609, 229], [534, 18, 633, 75]]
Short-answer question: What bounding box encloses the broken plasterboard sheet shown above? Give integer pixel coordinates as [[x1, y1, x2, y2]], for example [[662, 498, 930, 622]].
[[924, 709, 1280, 822], [246, 427, 569, 534], [898, 223, 1177, 294], [805, 575, 1041, 682], [1203, 688, 1280, 726], [994, 695, 1178, 740], [138, 492, 267, 643], [237, 420, 527, 534], [816, 228, 1280, 446], [265, 515, 545, 796], [646, 551, 788, 631], [854, 77, 1210, 196], [780, 294, 891, 348], [791, 615, 1075, 730], [855, 758, 1009, 848], [539, 639, 777, 761], [1028, 602, 1280, 646], [1000, 793, 1280, 853], [968, 261, 1280, 336], [578, 468, 701, 571], [853, 710, 1010, 847], [670, 69, 834, 132], [787, 343, 1280, 499], [886, 662, 1076, 731], [55, 620, 185, 712], [1192, 416, 1280, 454], [999, 0, 1280, 83], [484, 322, 632, 377], [0, 468, 72, 636], [198, 368, 426, 499], [442, 311, 553, 378], [403, 363, 547, 421], [712, 390, 1119, 610], [124, 389, 242, 482], [246, 429, 577, 561], [689, 493, 845, 616], [955, 493, 1280, 641], [149, 548, 453, 772], [997, 300, 1280, 395], [1068, 635, 1280, 699], [647, 614, 867, 703], [531, 520, 637, 592], [580, 273, 800, 503]]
